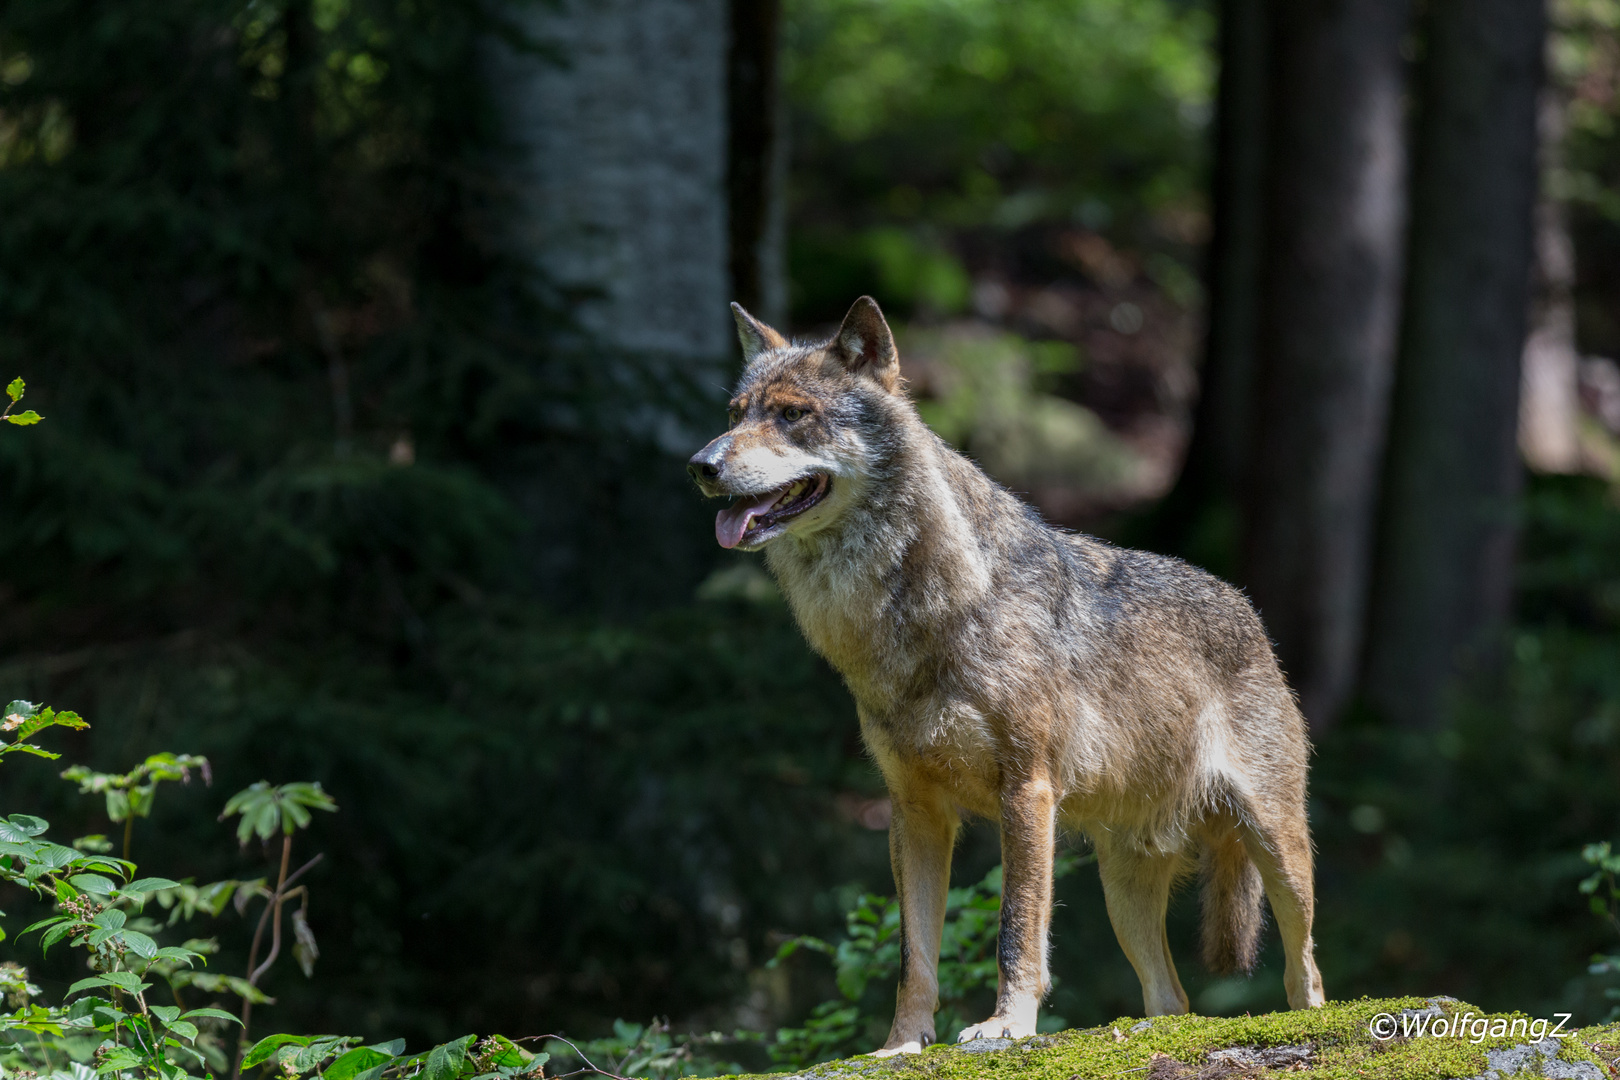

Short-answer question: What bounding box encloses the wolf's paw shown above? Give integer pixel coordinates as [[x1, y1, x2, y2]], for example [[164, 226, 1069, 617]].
[[869, 1035, 931, 1057], [957, 1016, 1037, 1042]]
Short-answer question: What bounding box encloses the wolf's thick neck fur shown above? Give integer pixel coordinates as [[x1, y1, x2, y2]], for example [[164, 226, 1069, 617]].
[[764, 391, 1003, 711]]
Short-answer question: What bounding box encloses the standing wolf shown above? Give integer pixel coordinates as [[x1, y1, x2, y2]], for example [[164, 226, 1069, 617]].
[[687, 297, 1325, 1051]]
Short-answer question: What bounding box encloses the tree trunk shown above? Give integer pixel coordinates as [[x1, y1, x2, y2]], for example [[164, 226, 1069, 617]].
[[1362, 0, 1545, 729], [1154, 0, 1269, 574], [728, 0, 788, 330], [1243, 0, 1411, 732], [1519, 86, 1582, 473], [492, 0, 732, 364]]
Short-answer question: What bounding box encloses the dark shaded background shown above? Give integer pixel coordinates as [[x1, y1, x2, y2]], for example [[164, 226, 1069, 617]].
[[2, 0, 1620, 1051]]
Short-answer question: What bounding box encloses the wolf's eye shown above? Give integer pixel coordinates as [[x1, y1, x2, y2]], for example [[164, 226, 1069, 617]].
[[782, 406, 807, 422], [727, 408, 743, 426]]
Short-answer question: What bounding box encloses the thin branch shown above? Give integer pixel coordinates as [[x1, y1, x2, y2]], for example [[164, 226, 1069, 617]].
[[515, 1036, 634, 1080], [250, 836, 295, 985]]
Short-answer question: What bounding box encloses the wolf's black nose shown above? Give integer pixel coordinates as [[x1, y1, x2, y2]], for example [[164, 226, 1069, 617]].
[[687, 444, 724, 483]]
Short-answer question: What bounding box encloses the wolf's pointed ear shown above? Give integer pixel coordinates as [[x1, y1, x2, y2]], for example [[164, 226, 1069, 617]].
[[731, 302, 788, 362], [832, 296, 900, 393]]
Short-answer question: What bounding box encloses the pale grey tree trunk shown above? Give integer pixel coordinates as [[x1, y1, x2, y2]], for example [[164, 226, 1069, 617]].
[[1243, 0, 1410, 732], [495, 0, 733, 369], [1363, 0, 1545, 729], [1519, 87, 1582, 473]]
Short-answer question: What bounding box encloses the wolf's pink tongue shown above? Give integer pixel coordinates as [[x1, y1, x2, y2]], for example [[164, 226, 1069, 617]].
[[716, 488, 786, 549]]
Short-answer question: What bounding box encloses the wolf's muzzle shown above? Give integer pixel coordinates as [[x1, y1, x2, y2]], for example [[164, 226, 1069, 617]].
[[687, 438, 728, 490]]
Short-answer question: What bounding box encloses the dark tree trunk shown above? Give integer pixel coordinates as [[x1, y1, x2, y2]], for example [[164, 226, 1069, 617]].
[[1244, 0, 1411, 732], [728, 0, 787, 329], [1155, 0, 1269, 573], [1362, 0, 1545, 729]]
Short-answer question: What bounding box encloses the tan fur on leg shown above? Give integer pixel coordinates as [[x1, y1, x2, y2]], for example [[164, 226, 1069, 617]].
[[874, 786, 958, 1055], [1095, 836, 1191, 1017], [958, 773, 1055, 1041]]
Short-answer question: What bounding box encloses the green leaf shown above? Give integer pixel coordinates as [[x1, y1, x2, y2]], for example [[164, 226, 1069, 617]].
[[122, 929, 158, 958], [7, 814, 49, 836], [6, 378, 22, 402], [96, 1047, 144, 1073], [151, 1005, 181, 1024], [41, 920, 75, 952], [21, 914, 69, 935], [243, 1034, 312, 1069], [326, 1046, 395, 1080], [180, 1007, 242, 1024], [67, 976, 117, 995], [291, 1037, 346, 1073], [71, 873, 119, 895], [167, 1020, 199, 1041], [5, 409, 43, 425], [0, 817, 45, 843], [101, 971, 148, 994], [123, 877, 182, 894], [423, 1035, 476, 1080], [91, 908, 128, 930]]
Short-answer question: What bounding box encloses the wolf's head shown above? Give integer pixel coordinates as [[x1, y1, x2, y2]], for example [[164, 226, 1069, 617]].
[[688, 296, 906, 551]]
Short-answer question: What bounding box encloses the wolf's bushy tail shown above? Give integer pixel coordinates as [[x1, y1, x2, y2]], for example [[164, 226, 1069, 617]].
[[1199, 831, 1264, 974]]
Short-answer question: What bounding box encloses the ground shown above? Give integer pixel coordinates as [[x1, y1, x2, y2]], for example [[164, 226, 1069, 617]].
[[749, 999, 1620, 1080]]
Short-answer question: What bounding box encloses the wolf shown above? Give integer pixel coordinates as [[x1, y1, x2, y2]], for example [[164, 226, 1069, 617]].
[[687, 296, 1325, 1051]]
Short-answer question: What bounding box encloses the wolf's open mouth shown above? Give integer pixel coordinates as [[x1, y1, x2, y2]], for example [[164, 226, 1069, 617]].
[[715, 474, 830, 549]]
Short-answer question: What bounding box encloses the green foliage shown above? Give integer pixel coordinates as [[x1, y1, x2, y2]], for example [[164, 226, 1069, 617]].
[[0, 717, 565, 1080], [3, 378, 42, 426], [767, 854, 1090, 1065], [0, 792, 234, 1078], [63, 755, 213, 860], [237, 1032, 546, 1080], [1581, 841, 1620, 1017], [545, 1021, 752, 1080], [783, 0, 1212, 319], [1, 700, 88, 765], [906, 328, 1139, 496], [219, 783, 335, 846]]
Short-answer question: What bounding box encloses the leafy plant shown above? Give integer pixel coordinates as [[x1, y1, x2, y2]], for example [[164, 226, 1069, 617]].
[[1, 701, 86, 767], [0, 797, 236, 1080], [543, 1020, 752, 1080], [2, 378, 42, 426], [0, 709, 572, 1080], [217, 783, 336, 1076], [1580, 841, 1620, 1020], [238, 1032, 546, 1080], [63, 756, 213, 859], [766, 851, 1090, 1065]]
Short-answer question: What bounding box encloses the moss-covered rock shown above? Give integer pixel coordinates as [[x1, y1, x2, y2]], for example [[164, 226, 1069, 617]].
[[752, 998, 1620, 1080]]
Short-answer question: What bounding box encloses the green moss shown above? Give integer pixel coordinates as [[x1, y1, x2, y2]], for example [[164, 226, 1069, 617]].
[[742, 999, 1620, 1080]]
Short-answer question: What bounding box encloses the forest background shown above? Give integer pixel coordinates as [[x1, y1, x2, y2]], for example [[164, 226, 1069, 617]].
[[3, 0, 1620, 1059]]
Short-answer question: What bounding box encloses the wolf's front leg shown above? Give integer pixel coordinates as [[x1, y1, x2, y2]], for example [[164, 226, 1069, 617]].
[[958, 773, 1056, 1042], [872, 787, 958, 1056]]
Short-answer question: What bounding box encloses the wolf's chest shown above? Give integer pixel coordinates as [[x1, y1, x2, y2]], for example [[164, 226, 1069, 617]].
[[858, 698, 1003, 815]]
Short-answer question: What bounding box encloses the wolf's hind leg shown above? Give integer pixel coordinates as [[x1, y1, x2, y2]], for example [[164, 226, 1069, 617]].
[[1095, 837, 1190, 1017], [1238, 809, 1325, 1009], [957, 773, 1056, 1042], [873, 785, 958, 1056]]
